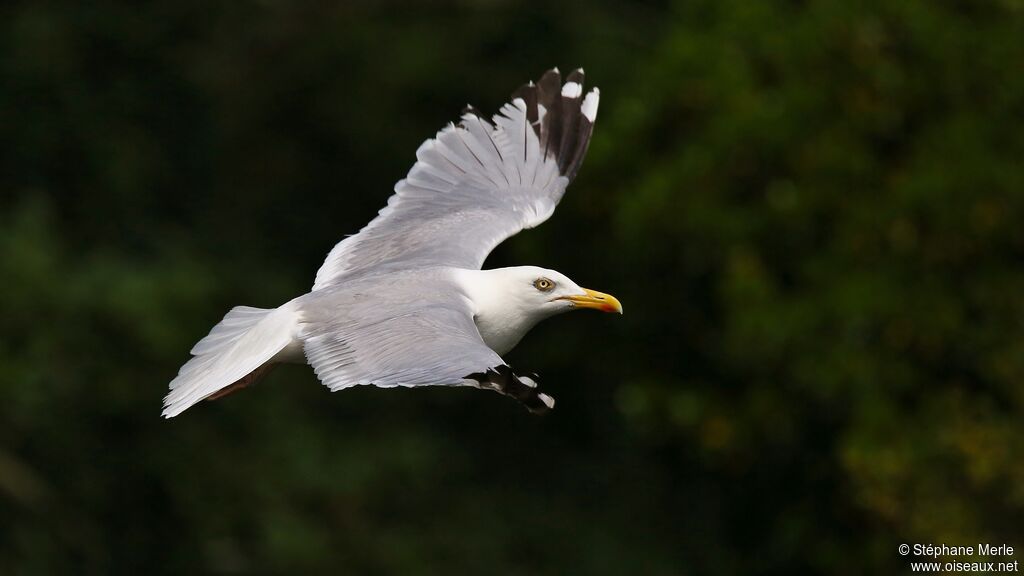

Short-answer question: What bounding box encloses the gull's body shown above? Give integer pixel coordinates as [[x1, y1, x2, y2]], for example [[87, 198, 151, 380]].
[[163, 68, 620, 418]]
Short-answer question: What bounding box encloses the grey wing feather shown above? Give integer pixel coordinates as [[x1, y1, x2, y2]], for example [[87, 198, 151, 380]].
[[312, 68, 599, 290], [298, 278, 504, 390]]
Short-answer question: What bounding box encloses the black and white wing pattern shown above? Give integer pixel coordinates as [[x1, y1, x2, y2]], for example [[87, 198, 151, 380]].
[[312, 68, 600, 290]]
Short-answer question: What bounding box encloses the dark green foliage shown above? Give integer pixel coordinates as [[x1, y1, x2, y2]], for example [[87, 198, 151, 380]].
[[2, 0, 1022, 573]]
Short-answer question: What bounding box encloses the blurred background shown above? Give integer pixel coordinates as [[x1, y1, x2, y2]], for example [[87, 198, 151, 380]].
[[2, 0, 1023, 574]]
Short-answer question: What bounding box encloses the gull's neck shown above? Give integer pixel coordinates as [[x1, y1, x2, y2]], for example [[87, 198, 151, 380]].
[[453, 268, 546, 355]]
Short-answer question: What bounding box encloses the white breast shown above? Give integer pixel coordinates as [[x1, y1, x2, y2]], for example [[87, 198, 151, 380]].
[[472, 308, 540, 356]]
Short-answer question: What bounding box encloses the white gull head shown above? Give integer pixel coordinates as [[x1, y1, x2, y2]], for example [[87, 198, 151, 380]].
[[455, 266, 622, 355]]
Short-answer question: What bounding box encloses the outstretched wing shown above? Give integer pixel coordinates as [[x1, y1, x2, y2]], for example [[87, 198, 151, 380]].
[[312, 68, 600, 290], [298, 274, 556, 413]]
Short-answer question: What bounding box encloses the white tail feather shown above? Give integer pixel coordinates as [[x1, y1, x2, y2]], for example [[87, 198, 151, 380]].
[[162, 303, 298, 418]]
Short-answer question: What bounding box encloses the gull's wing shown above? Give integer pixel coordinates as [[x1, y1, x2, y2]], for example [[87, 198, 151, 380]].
[[298, 274, 556, 412], [312, 68, 600, 290]]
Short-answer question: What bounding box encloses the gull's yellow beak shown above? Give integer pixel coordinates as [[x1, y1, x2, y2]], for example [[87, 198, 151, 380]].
[[560, 288, 623, 314]]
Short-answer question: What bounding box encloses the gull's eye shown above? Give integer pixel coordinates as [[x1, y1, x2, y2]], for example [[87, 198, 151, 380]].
[[534, 278, 555, 292]]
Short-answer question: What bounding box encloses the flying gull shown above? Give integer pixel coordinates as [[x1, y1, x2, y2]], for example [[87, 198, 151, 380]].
[[163, 68, 621, 418]]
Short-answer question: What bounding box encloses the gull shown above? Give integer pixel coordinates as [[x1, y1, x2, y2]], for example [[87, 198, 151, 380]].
[[162, 68, 621, 418]]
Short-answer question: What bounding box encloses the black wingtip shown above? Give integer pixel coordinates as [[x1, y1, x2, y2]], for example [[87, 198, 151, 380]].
[[516, 67, 598, 181], [511, 82, 539, 127], [467, 365, 554, 415]]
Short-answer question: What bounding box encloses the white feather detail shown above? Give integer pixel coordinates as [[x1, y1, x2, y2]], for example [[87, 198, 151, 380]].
[[581, 88, 600, 122]]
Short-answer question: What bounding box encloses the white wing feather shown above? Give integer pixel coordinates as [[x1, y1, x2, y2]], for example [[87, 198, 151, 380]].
[[299, 272, 503, 390]]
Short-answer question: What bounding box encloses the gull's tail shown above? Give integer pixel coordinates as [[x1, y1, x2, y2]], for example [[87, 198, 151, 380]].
[[162, 302, 299, 418]]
